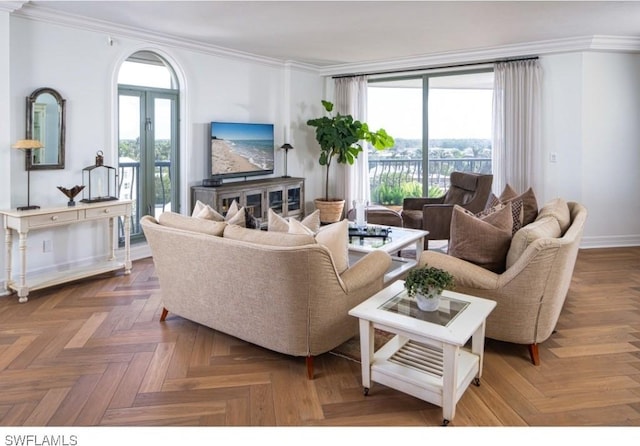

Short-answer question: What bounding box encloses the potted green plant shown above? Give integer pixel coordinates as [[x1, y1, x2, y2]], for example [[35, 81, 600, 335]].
[[404, 266, 455, 312], [307, 100, 394, 223]]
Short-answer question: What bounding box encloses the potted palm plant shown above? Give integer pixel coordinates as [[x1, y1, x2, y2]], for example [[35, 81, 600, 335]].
[[404, 266, 455, 312], [307, 100, 394, 223]]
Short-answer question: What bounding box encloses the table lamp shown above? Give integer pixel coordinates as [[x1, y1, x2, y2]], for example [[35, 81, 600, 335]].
[[280, 143, 293, 178], [12, 139, 44, 211]]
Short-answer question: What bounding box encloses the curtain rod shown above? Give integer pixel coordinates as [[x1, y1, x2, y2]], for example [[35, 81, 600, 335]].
[[331, 56, 539, 79]]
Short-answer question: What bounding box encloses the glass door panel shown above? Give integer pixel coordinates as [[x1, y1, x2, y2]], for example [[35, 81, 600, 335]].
[[118, 93, 142, 240], [153, 97, 174, 219]]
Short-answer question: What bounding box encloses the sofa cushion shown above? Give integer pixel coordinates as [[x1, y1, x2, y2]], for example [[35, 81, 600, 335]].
[[223, 224, 315, 246], [315, 219, 350, 274], [537, 197, 571, 233], [158, 211, 226, 236], [267, 208, 321, 234], [448, 203, 513, 273], [506, 216, 562, 269]]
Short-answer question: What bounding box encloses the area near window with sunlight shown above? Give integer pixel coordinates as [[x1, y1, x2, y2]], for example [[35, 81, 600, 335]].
[[367, 71, 494, 206]]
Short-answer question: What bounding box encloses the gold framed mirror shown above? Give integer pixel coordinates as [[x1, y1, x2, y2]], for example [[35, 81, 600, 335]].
[[26, 87, 66, 170]]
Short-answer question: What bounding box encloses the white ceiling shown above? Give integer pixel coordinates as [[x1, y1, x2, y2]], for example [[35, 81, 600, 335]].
[[16, 1, 640, 69]]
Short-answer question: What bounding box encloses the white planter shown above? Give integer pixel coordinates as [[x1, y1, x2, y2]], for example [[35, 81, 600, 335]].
[[415, 288, 441, 312]]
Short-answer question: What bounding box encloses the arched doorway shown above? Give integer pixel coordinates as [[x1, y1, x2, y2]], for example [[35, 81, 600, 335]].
[[117, 50, 180, 243]]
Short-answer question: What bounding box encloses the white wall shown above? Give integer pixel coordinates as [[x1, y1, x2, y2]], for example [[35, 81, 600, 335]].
[[2, 17, 323, 282], [0, 11, 11, 211], [540, 52, 640, 247]]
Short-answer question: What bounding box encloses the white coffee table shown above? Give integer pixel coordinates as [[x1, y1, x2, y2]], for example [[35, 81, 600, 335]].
[[348, 280, 496, 426], [348, 224, 428, 284]]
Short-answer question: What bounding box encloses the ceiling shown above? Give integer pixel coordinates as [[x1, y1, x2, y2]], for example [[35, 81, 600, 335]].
[[16, 1, 640, 69]]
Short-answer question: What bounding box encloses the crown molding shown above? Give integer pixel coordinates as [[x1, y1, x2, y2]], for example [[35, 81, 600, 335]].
[[318, 35, 640, 77], [0, 1, 28, 14], [11, 3, 288, 69]]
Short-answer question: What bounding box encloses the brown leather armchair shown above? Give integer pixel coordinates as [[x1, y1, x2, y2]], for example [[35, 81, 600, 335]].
[[401, 172, 493, 248]]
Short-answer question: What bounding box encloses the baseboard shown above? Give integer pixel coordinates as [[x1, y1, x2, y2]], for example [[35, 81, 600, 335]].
[[580, 234, 640, 249]]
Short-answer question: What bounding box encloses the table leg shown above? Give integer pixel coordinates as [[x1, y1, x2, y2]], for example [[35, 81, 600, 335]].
[[108, 216, 116, 261], [17, 231, 28, 303], [124, 214, 131, 274], [441, 343, 459, 423], [471, 320, 487, 382], [415, 238, 424, 259], [359, 319, 374, 394], [2, 226, 12, 296]]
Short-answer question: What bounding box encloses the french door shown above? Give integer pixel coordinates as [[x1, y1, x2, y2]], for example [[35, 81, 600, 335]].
[[118, 86, 179, 243]]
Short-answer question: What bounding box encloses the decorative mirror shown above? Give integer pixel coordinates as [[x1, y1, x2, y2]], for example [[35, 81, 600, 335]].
[[25, 87, 66, 170]]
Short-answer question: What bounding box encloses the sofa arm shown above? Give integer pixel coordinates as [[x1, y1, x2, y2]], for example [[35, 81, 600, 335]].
[[340, 250, 392, 293], [419, 251, 500, 290]]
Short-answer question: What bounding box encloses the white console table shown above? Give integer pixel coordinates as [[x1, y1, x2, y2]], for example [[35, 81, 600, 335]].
[[1, 200, 132, 303]]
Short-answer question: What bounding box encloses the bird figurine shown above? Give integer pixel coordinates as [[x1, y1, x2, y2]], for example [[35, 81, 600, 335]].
[[57, 185, 85, 207]]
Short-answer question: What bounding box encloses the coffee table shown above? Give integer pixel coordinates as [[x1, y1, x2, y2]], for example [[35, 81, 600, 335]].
[[348, 224, 428, 284], [348, 280, 496, 426]]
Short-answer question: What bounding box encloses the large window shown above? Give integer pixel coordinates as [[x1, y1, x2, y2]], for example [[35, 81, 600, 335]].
[[367, 69, 493, 206], [117, 51, 180, 243]]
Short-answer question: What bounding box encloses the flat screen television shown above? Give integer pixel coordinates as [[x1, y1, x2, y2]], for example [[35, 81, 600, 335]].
[[208, 121, 275, 182]]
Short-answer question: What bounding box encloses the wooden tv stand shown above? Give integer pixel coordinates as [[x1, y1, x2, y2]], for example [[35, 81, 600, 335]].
[[191, 177, 305, 222]]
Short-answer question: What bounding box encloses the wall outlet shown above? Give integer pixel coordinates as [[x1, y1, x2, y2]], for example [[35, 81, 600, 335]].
[[549, 152, 558, 163], [43, 240, 53, 253]]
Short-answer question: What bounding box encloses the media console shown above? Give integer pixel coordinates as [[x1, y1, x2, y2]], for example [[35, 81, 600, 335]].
[[191, 177, 305, 222]]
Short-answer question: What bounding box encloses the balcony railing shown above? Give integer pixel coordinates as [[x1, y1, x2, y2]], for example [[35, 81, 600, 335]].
[[369, 157, 492, 205], [117, 160, 171, 240]]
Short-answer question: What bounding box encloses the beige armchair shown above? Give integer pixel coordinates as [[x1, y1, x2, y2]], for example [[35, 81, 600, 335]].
[[417, 201, 587, 365], [402, 172, 493, 248]]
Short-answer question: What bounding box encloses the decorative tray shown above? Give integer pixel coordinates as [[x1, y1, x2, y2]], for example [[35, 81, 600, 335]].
[[348, 226, 391, 241]]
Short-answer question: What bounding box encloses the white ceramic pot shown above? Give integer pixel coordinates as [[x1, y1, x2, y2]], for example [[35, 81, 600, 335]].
[[415, 288, 441, 312]]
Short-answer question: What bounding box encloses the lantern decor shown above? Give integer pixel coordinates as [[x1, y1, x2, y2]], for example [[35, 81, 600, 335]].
[[80, 151, 118, 203]]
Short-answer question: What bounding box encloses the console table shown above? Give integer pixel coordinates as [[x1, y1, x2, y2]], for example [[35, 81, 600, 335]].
[[1, 200, 132, 303]]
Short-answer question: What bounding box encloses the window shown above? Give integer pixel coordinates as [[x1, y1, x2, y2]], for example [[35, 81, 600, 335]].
[[367, 69, 493, 206], [117, 51, 180, 244]]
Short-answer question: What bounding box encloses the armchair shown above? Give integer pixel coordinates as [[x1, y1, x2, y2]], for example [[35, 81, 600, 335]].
[[401, 172, 493, 248], [417, 201, 587, 365]]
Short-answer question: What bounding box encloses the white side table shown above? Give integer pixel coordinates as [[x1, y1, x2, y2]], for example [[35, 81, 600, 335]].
[[348, 280, 496, 426]]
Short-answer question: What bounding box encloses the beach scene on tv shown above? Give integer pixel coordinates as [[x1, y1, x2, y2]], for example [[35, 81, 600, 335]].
[[210, 122, 275, 176]]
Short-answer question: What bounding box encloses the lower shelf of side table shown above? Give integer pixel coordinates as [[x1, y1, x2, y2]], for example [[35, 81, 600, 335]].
[[370, 335, 479, 407]]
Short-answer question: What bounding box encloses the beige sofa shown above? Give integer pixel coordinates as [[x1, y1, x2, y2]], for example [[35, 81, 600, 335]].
[[140, 213, 391, 378], [418, 199, 587, 365]]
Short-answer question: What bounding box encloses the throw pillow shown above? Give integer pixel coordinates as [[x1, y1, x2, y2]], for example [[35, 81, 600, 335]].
[[487, 185, 538, 231], [194, 199, 246, 227], [224, 200, 246, 227], [158, 211, 226, 236], [288, 217, 315, 236], [192, 200, 224, 221], [448, 203, 513, 273], [267, 208, 321, 234], [314, 219, 349, 274]]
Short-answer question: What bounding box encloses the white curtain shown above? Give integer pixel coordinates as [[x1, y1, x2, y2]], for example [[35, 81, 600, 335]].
[[492, 59, 542, 195], [334, 76, 369, 211]]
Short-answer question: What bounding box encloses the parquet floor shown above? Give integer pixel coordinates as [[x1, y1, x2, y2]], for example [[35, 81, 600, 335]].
[[0, 247, 639, 427]]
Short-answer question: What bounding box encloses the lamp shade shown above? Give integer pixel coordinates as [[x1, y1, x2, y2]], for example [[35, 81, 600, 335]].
[[12, 139, 43, 150], [280, 143, 293, 151]]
